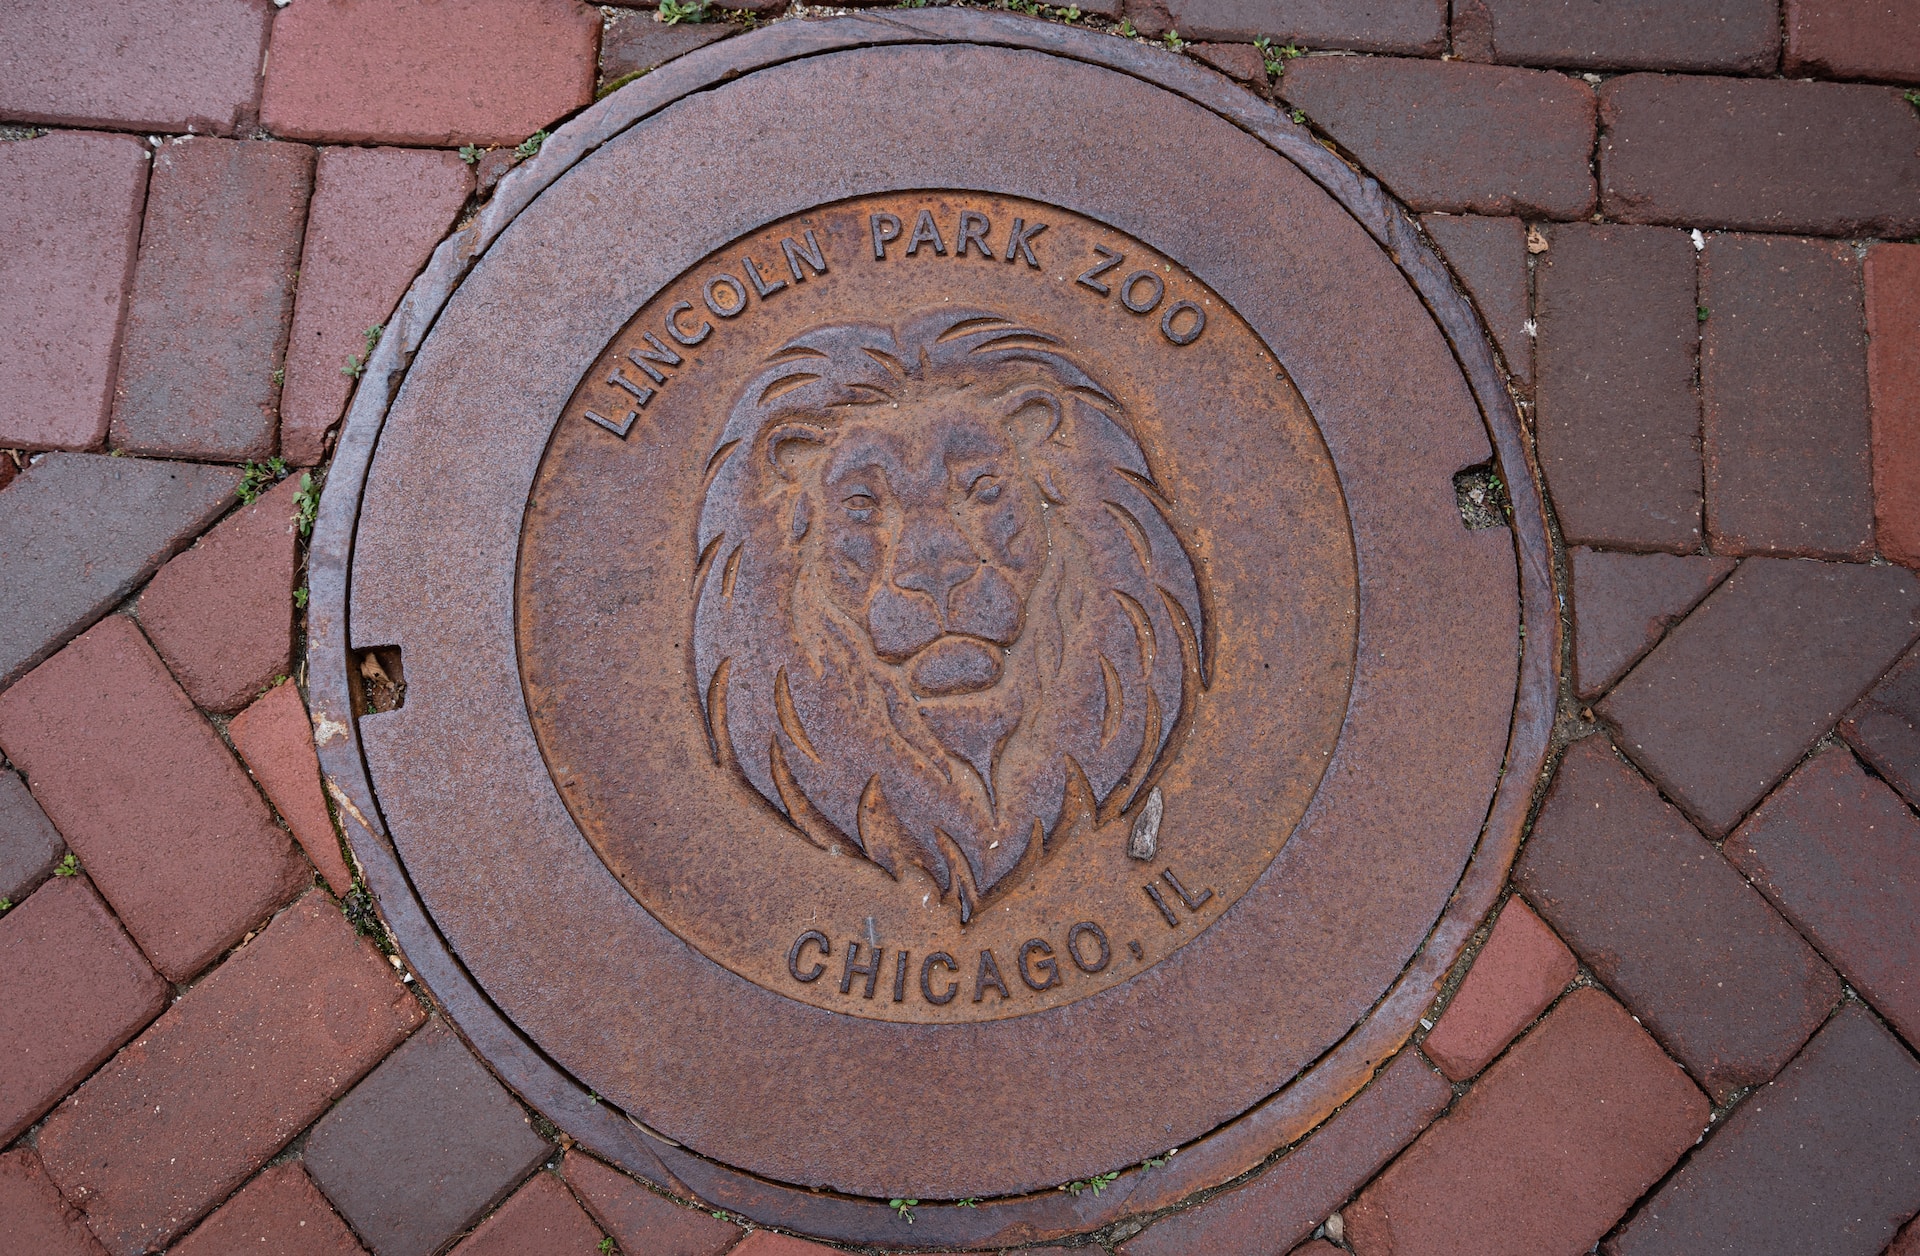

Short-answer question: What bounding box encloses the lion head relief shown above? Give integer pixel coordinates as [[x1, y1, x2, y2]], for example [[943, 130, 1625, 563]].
[[693, 309, 1207, 921]]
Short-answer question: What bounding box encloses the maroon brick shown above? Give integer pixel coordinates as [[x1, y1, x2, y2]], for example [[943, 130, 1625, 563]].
[[1279, 57, 1594, 219], [230, 680, 355, 895], [260, 0, 600, 147], [1892, 1214, 1920, 1256], [110, 137, 313, 461], [1570, 548, 1735, 700], [732, 1234, 839, 1256], [1608, 1006, 1920, 1256], [1870, 243, 1920, 568], [0, 0, 271, 134], [1345, 989, 1707, 1256], [1188, 42, 1269, 86], [1728, 747, 1920, 1049], [1599, 75, 1920, 238], [0, 453, 241, 688], [1451, 0, 1777, 73], [451, 1171, 605, 1254], [1702, 234, 1872, 560], [1422, 898, 1577, 1082], [1600, 557, 1920, 836], [1, 766, 65, 904], [562, 1151, 741, 1256], [304, 1021, 550, 1256], [1785, 0, 1920, 84], [0, 1148, 107, 1256], [1517, 737, 1840, 1101], [0, 616, 309, 981], [280, 147, 472, 467], [1118, 1050, 1452, 1256], [599, 8, 734, 92], [35, 892, 420, 1255], [1842, 644, 1920, 809], [1162, 0, 1446, 54], [1292, 1244, 1340, 1256], [0, 133, 149, 452], [169, 1162, 365, 1256], [1534, 224, 1702, 552], [137, 474, 302, 713], [0, 878, 166, 1145], [1420, 214, 1531, 386]]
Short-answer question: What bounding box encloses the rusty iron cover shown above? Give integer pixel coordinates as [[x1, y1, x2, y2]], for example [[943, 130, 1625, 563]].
[[309, 13, 1555, 1246]]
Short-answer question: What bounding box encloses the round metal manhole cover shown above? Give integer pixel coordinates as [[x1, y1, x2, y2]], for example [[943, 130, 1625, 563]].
[[309, 12, 1553, 1245]]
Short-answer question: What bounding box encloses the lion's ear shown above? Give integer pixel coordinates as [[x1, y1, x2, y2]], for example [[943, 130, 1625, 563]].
[[1003, 389, 1062, 450], [765, 421, 830, 480]]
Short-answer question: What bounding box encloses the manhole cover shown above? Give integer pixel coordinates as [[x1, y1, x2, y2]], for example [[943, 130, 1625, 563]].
[[309, 12, 1553, 1247]]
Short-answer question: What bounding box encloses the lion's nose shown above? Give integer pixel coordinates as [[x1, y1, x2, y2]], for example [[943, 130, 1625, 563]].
[[890, 522, 978, 614]]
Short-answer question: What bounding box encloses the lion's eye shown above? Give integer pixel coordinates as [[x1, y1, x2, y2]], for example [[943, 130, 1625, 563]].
[[969, 475, 1002, 502], [843, 493, 877, 513]]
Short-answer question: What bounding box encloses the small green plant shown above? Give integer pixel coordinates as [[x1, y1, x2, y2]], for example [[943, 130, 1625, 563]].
[[459, 144, 484, 165], [889, 1198, 917, 1223], [271, 367, 284, 386], [515, 130, 551, 159], [598, 1239, 616, 1254], [597, 68, 649, 99], [1697, 305, 1711, 322], [1162, 28, 1186, 50], [0, 898, 12, 915], [1905, 89, 1920, 111], [1115, 16, 1136, 36], [1255, 35, 1304, 74], [957, 1197, 979, 1208], [237, 457, 287, 503], [293, 471, 321, 538], [1059, 4, 1081, 18], [656, 0, 708, 23], [1289, 108, 1307, 124], [293, 586, 310, 609], [1140, 1154, 1170, 1169], [55, 853, 79, 878], [1061, 1171, 1120, 1196]]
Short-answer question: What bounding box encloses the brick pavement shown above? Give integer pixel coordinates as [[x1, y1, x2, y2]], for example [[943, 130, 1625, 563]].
[[2, 3, 1918, 1252]]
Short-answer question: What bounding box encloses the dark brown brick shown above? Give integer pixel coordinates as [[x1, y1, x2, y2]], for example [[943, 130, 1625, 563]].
[[0, 1148, 107, 1256], [1278, 56, 1595, 219], [1607, 1006, 1920, 1256], [1870, 243, 1920, 568], [1188, 42, 1269, 87], [110, 137, 313, 462], [451, 1171, 605, 1254], [1517, 737, 1840, 1102], [1841, 643, 1920, 809], [1728, 747, 1920, 1049], [0, 616, 308, 981], [1422, 897, 1577, 1082], [1599, 75, 1920, 238], [1451, 0, 1778, 73], [35, 893, 423, 1256], [0, 878, 166, 1146], [1535, 224, 1702, 552], [169, 1162, 365, 1256], [0, 453, 241, 689], [562, 1151, 741, 1256], [1600, 557, 1920, 836], [1345, 989, 1707, 1256], [1702, 234, 1872, 560], [0, 766, 65, 904], [137, 473, 302, 713], [1892, 1213, 1920, 1256], [1117, 1050, 1452, 1256], [1163, 0, 1446, 54], [1570, 548, 1735, 700], [304, 1021, 550, 1256], [1420, 213, 1531, 386], [1785, 0, 1920, 84], [599, 7, 733, 91]]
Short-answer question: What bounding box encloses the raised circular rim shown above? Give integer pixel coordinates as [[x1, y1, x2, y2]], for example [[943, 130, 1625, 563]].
[[307, 11, 1557, 1247]]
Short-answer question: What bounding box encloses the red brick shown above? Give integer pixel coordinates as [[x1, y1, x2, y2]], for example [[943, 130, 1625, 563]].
[[110, 137, 313, 462], [1345, 988, 1707, 1256], [0, 1148, 107, 1256], [451, 1171, 604, 1254], [1607, 1005, 1920, 1256], [136, 474, 301, 714], [169, 1162, 365, 1256], [1188, 42, 1269, 87], [1870, 243, 1920, 568], [1891, 1214, 1920, 1256], [1422, 898, 1577, 1082], [1601, 558, 1920, 836], [562, 1151, 741, 1256], [0, 0, 271, 134], [1728, 747, 1920, 1049], [0, 616, 309, 980], [1841, 643, 1920, 809], [1517, 737, 1840, 1101], [731, 1233, 843, 1256], [1162, 0, 1446, 54], [1, 766, 65, 904], [1118, 1050, 1452, 1256], [1534, 224, 1702, 552], [1785, 0, 1920, 84], [260, 0, 600, 147], [1420, 214, 1531, 386], [1702, 234, 1872, 560], [280, 147, 472, 467], [230, 680, 354, 896], [1279, 57, 1594, 219], [1451, 0, 1777, 73], [1599, 75, 1920, 238], [0, 878, 166, 1145], [304, 1021, 550, 1256], [0, 453, 241, 689], [598, 8, 735, 92], [35, 893, 421, 1256], [1570, 548, 1735, 700], [1291, 1244, 1339, 1256], [0, 133, 149, 452]]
